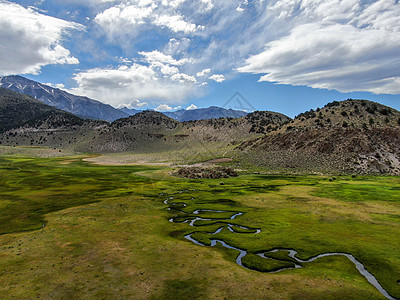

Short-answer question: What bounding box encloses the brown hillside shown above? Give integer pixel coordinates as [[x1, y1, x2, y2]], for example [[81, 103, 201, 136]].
[[237, 100, 400, 175], [283, 99, 400, 132]]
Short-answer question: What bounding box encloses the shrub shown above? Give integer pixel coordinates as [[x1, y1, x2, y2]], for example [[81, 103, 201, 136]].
[[369, 117, 374, 126], [326, 101, 340, 108], [175, 166, 238, 179], [380, 108, 391, 115], [366, 104, 378, 114]]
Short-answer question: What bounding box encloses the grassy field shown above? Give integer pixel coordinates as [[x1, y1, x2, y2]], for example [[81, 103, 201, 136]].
[[0, 155, 399, 299]]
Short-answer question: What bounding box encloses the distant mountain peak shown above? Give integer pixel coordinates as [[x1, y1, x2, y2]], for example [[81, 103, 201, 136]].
[[0, 75, 128, 122], [163, 106, 248, 121]]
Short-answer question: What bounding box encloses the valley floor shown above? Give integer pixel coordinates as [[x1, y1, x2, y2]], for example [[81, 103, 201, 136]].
[[0, 150, 399, 299]]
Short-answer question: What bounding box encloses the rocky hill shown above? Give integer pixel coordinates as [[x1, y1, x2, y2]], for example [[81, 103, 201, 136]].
[[245, 110, 291, 133], [0, 88, 103, 133], [0, 88, 107, 148], [285, 99, 400, 131], [0, 87, 57, 133], [86, 112, 181, 152], [237, 99, 400, 175], [0, 75, 128, 122], [112, 111, 179, 129]]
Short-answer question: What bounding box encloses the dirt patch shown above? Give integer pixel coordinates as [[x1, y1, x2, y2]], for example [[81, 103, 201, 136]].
[[83, 155, 172, 166]]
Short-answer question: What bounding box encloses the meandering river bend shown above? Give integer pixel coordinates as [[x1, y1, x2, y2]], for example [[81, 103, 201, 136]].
[[162, 189, 399, 300]]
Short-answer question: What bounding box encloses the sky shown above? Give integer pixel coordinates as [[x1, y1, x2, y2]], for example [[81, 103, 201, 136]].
[[1, 0, 400, 117]]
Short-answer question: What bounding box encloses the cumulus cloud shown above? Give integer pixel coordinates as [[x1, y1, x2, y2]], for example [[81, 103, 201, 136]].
[[209, 74, 225, 82], [118, 99, 149, 109], [171, 73, 197, 83], [154, 14, 204, 33], [94, 2, 154, 43], [160, 64, 179, 75], [196, 68, 211, 77], [139, 50, 192, 65], [44, 83, 66, 89], [155, 104, 173, 111], [238, 0, 400, 94], [186, 104, 197, 110], [94, 1, 204, 44], [70, 62, 199, 107], [0, 1, 83, 75]]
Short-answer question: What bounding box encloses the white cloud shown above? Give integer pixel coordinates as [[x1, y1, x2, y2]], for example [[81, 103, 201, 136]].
[[200, 0, 214, 11], [155, 104, 173, 111], [94, 1, 204, 44], [0, 1, 82, 76], [118, 99, 149, 109], [196, 68, 211, 77], [139, 50, 192, 65], [173, 105, 182, 109], [16, 0, 400, 99], [67, 0, 119, 5], [209, 74, 225, 82], [186, 104, 197, 110], [116, 57, 133, 63], [44, 83, 66, 89], [160, 64, 179, 75], [94, 3, 154, 42], [70, 62, 199, 107], [238, 0, 400, 94], [162, 0, 187, 8], [154, 14, 204, 34], [171, 73, 197, 83], [164, 38, 191, 55]]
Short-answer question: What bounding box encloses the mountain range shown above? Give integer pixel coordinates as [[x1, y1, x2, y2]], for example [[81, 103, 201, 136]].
[[1, 87, 399, 175], [0, 75, 128, 122], [163, 106, 247, 121], [0, 75, 248, 122]]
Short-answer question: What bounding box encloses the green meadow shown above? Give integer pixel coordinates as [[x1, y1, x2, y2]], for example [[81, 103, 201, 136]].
[[0, 155, 399, 299]]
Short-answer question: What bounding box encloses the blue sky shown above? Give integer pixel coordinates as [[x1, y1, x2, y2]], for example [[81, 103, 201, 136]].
[[1, 0, 400, 117]]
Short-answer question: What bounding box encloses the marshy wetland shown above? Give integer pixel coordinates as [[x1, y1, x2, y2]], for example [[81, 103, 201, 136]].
[[0, 154, 400, 299]]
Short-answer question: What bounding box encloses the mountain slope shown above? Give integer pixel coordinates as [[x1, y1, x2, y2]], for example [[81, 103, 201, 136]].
[[237, 99, 400, 175], [0, 88, 107, 148], [285, 99, 400, 131], [0, 87, 63, 133], [0, 75, 128, 122]]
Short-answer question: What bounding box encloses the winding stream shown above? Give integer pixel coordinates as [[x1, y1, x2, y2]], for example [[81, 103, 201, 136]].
[[162, 190, 399, 300]]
